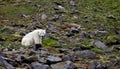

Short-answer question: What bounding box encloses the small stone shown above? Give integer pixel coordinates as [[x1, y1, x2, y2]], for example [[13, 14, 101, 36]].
[[40, 49, 50, 57], [38, 57, 47, 63], [96, 63, 104, 69], [69, 0, 76, 6], [90, 61, 108, 69], [59, 48, 70, 53], [19, 31, 27, 36], [20, 14, 28, 18], [73, 15, 78, 19], [14, 55, 22, 62], [116, 30, 120, 35], [49, 15, 63, 22], [58, 5, 65, 10], [63, 61, 76, 69], [97, 30, 108, 34], [63, 54, 77, 62], [47, 56, 62, 63], [94, 41, 108, 50], [72, 46, 81, 51], [19, 47, 26, 54], [107, 15, 116, 19], [70, 27, 79, 33], [32, 16, 39, 22], [65, 23, 81, 30], [80, 32, 91, 38], [41, 14, 47, 20]]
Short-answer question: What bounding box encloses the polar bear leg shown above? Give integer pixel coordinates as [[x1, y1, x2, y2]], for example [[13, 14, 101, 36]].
[[35, 44, 42, 50], [33, 36, 42, 50]]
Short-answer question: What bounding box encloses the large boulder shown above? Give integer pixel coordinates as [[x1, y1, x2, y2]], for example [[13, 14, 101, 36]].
[[75, 50, 97, 59]]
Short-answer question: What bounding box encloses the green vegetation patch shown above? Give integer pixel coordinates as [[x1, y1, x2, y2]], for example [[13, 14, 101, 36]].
[[43, 38, 57, 46], [0, 5, 36, 15], [106, 35, 120, 45], [91, 48, 104, 53]]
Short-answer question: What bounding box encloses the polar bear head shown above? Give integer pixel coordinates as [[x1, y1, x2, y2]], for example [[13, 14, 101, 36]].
[[34, 29, 46, 36]]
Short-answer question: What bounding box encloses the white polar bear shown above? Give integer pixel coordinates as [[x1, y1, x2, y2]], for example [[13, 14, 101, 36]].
[[21, 29, 46, 47]]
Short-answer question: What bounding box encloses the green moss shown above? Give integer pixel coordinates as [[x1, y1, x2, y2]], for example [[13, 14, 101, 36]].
[[106, 35, 120, 45], [75, 38, 92, 50], [91, 48, 104, 53], [77, 38, 92, 48], [43, 38, 57, 46]]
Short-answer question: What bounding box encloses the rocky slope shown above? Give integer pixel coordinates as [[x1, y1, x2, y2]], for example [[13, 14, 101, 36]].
[[0, 0, 120, 69]]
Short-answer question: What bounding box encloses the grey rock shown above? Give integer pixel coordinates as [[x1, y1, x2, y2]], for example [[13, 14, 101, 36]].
[[96, 62, 105, 69], [75, 50, 96, 59], [94, 41, 107, 50], [80, 32, 91, 38], [63, 54, 77, 62], [90, 62, 107, 69], [51, 61, 76, 69], [59, 48, 70, 53], [29, 48, 38, 55], [14, 55, 22, 62], [69, 0, 76, 6], [54, 5, 65, 10], [49, 15, 63, 22], [90, 62, 98, 69], [20, 14, 28, 18], [41, 14, 47, 20], [1, 26, 18, 32], [19, 47, 26, 54], [3, 50, 21, 54], [32, 16, 39, 22], [70, 27, 79, 34], [31, 62, 49, 69], [72, 15, 78, 19], [47, 56, 62, 63], [107, 15, 116, 19], [18, 28, 27, 36], [114, 45, 120, 50], [72, 46, 81, 51], [38, 57, 47, 63], [63, 61, 76, 69], [19, 30, 27, 36], [0, 56, 15, 69], [97, 30, 107, 34], [46, 24, 58, 34], [116, 30, 120, 35], [40, 49, 50, 57]]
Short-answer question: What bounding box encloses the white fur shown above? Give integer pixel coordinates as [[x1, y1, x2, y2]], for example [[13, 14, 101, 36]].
[[21, 29, 46, 46]]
